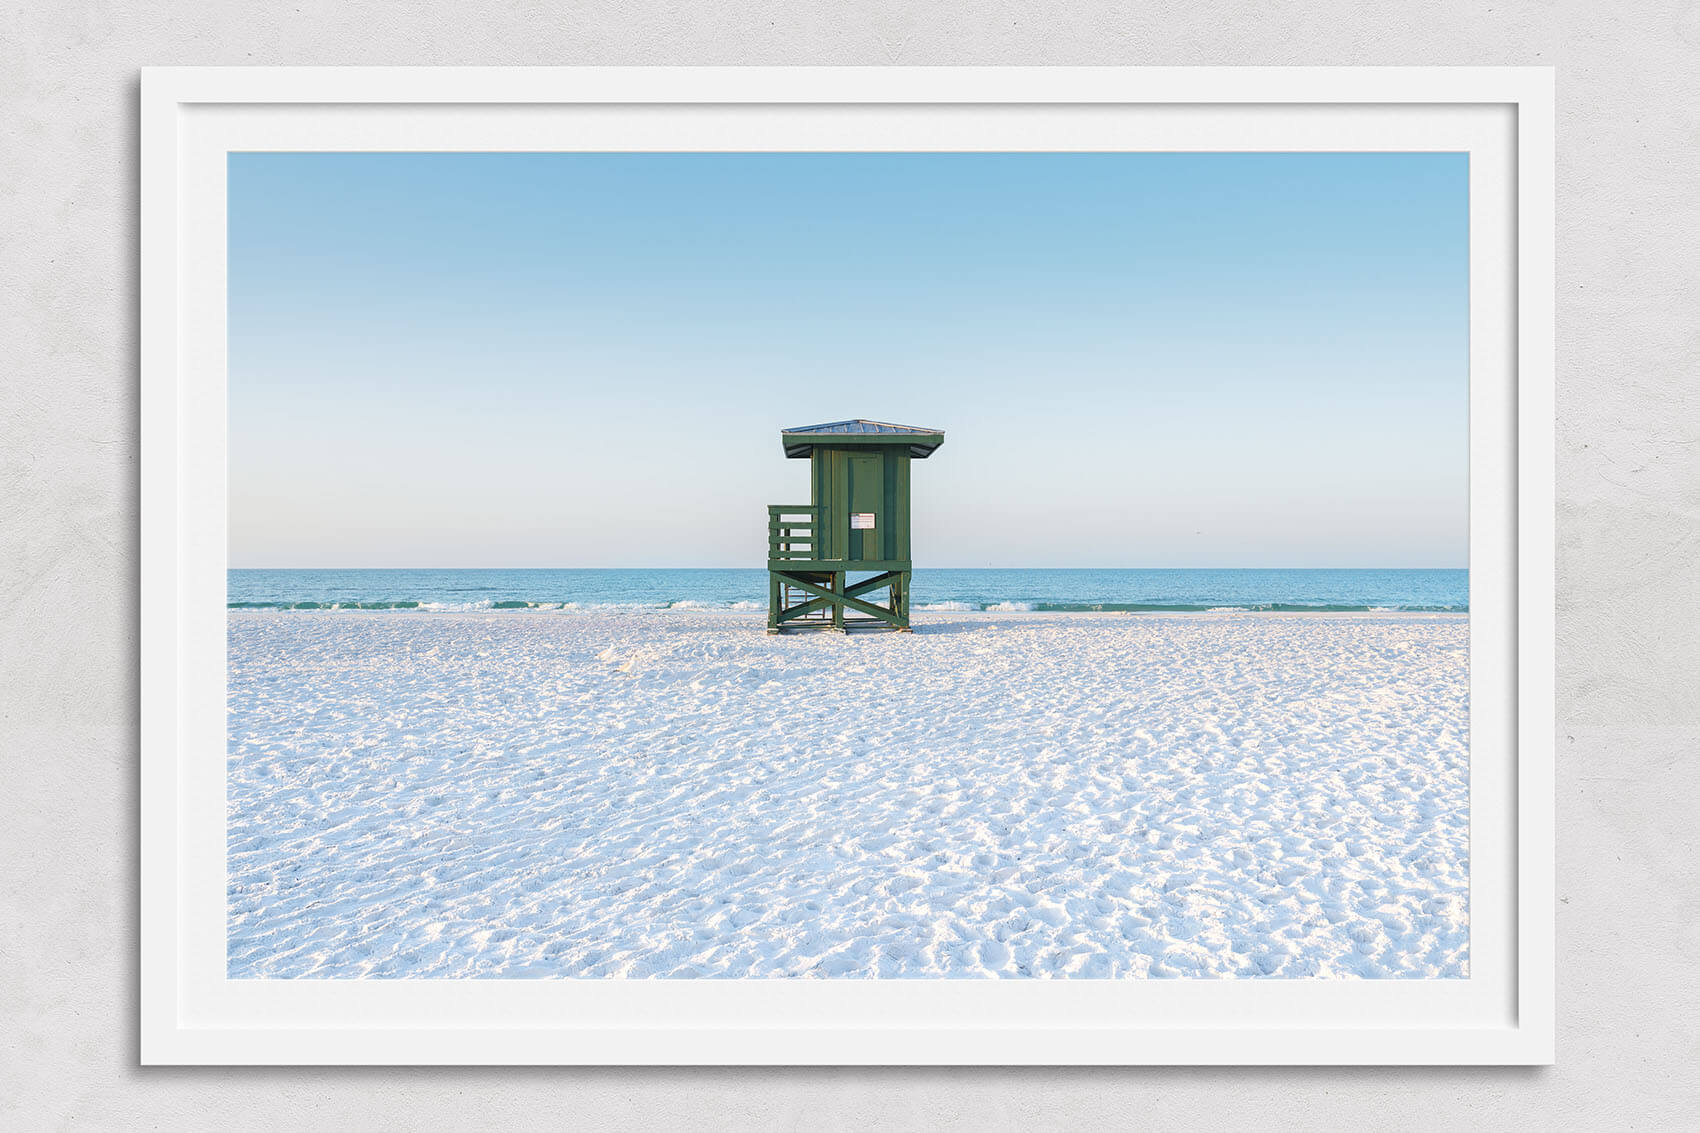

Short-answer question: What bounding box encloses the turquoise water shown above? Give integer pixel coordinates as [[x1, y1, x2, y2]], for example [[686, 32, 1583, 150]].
[[228, 568, 1467, 613]]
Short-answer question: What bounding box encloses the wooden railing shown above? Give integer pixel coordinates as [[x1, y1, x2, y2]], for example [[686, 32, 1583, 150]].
[[768, 504, 818, 562]]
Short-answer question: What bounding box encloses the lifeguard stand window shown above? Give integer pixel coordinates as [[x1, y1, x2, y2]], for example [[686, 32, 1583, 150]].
[[766, 420, 944, 633]]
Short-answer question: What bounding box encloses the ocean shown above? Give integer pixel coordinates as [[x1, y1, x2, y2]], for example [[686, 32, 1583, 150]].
[[227, 568, 1468, 613]]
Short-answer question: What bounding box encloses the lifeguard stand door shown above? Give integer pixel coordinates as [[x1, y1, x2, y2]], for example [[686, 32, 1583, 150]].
[[847, 453, 883, 561]]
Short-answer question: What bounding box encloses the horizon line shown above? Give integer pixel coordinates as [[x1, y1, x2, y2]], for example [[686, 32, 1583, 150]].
[[227, 564, 1471, 572]]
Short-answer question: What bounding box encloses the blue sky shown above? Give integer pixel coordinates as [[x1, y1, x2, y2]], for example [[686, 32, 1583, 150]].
[[229, 152, 1467, 568]]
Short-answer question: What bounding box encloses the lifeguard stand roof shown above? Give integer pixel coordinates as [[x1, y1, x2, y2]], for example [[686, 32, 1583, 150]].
[[781, 419, 945, 459]]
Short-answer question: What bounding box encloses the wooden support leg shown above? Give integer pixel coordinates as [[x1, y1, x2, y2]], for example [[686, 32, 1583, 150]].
[[767, 571, 781, 633], [831, 571, 846, 633], [895, 571, 912, 630]]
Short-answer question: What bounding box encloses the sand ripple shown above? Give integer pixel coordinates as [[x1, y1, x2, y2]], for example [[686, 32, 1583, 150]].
[[226, 611, 1469, 979]]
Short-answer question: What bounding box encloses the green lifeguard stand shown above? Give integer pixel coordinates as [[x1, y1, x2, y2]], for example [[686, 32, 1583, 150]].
[[767, 419, 945, 633]]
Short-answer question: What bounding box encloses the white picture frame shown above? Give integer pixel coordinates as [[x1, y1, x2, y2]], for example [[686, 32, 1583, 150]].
[[140, 66, 1555, 1065]]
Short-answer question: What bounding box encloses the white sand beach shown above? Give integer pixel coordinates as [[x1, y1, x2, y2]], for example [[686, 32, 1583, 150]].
[[227, 611, 1469, 979]]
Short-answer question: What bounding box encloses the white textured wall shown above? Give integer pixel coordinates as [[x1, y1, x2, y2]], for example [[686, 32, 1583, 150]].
[[3, 3, 1696, 1128]]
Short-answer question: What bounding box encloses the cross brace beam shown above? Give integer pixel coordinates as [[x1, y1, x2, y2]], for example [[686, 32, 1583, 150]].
[[770, 569, 909, 631]]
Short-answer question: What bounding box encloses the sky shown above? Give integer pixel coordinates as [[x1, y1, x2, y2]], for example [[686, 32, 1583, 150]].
[[228, 151, 1468, 569]]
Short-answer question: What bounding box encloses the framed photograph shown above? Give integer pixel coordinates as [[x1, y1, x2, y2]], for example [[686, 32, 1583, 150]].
[[140, 66, 1555, 1065]]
